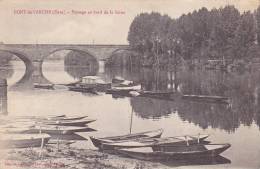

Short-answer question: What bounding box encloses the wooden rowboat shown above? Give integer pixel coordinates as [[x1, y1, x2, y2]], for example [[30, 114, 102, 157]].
[[117, 143, 231, 161], [0, 133, 51, 149], [1, 125, 95, 135], [140, 91, 173, 98], [34, 83, 54, 90], [68, 86, 97, 94], [182, 94, 230, 103], [43, 119, 96, 126], [12, 115, 87, 121], [28, 125, 95, 134], [106, 80, 141, 95], [90, 129, 163, 148], [13, 115, 66, 120], [112, 76, 125, 84], [101, 134, 209, 150], [45, 115, 88, 121]]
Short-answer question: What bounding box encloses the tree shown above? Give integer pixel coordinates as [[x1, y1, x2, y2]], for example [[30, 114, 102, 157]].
[[232, 11, 256, 60], [127, 12, 172, 66], [256, 6, 260, 45], [127, 5, 259, 68], [209, 6, 240, 60]]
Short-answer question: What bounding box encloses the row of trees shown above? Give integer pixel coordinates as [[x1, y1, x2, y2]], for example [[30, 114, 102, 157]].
[[127, 5, 260, 68]]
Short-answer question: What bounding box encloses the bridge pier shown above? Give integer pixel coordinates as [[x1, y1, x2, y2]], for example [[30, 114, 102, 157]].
[[31, 60, 52, 84], [10, 60, 52, 91], [32, 60, 43, 76]]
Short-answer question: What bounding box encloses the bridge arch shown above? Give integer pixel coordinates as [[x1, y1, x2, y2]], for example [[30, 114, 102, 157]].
[[0, 50, 40, 90], [0, 50, 33, 70], [43, 47, 99, 80], [44, 47, 98, 64], [105, 48, 135, 66], [107, 48, 133, 60]]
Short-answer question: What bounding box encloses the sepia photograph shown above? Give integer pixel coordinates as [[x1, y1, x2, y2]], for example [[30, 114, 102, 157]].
[[0, 0, 259, 168]]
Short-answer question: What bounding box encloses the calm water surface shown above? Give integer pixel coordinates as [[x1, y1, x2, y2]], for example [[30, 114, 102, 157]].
[[2, 60, 260, 168]]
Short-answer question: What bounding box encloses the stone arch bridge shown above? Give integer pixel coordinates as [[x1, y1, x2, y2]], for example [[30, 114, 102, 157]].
[[0, 44, 130, 89]]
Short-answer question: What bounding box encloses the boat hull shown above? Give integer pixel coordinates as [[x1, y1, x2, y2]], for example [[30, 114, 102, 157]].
[[102, 135, 209, 150], [0, 134, 51, 149], [23, 126, 95, 135], [138, 91, 177, 100], [182, 95, 230, 104], [68, 86, 97, 94], [117, 144, 231, 161], [69, 83, 111, 93], [44, 119, 96, 127], [34, 83, 54, 90], [47, 116, 87, 121]]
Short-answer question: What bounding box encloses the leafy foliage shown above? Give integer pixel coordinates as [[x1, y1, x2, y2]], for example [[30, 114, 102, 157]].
[[127, 5, 260, 67]]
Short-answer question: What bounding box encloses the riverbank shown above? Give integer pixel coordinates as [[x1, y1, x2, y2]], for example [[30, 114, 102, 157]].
[[0, 143, 236, 169], [0, 144, 166, 169]]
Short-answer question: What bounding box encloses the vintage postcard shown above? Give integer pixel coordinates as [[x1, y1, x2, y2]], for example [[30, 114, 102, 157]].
[[0, 0, 259, 168]]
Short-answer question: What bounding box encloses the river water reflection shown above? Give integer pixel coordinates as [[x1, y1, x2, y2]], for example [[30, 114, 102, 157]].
[[2, 60, 260, 168]]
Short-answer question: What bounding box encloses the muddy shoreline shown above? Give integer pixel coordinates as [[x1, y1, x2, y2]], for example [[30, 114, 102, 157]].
[[0, 143, 236, 169], [0, 144, 167, 169]]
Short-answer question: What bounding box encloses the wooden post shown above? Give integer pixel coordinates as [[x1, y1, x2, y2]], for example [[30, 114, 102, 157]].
[[57, 126, 60, 152], [185, 136, 189, 146], [129, 107, 133, 134]]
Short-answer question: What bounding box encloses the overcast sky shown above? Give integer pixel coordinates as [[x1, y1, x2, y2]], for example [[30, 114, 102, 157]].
[[0, 0, 258, 44]]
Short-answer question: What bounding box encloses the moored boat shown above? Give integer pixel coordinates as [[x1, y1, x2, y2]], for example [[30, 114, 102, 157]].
[[27, 125, 95, 134], [0, 133, 51, 149], [117, 143, 231, 161], [43, 119, 96, 126], [106, 84, 141, 96], [137, 91, 178, 100], [182, 94, 230, 103], [68, 85, 97, 94], [101, 134, 209, 150], [34, 83, 54, 90], [1, 125, 95, 135], [112, 76, 125, 84], [13, 115, 66, 120], [47, 115, 88, 121], [69, 76, 111, 93], [13, 115, 87, 121], [112, 81, 141, 91], [90, 129, 163, 148], [106, 78, 142, 96]]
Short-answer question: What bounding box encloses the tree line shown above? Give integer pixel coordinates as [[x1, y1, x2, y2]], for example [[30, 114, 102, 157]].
[[127, 5, 260, 69]]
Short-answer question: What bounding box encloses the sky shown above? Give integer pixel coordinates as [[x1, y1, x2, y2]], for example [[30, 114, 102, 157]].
[[0, 0, 259, 44]]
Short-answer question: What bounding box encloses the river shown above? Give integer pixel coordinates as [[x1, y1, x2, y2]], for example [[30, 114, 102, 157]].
[[1, 60, 260, 169]]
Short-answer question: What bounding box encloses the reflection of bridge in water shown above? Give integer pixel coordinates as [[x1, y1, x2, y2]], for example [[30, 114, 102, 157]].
[[0, 44, 130, 90]]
